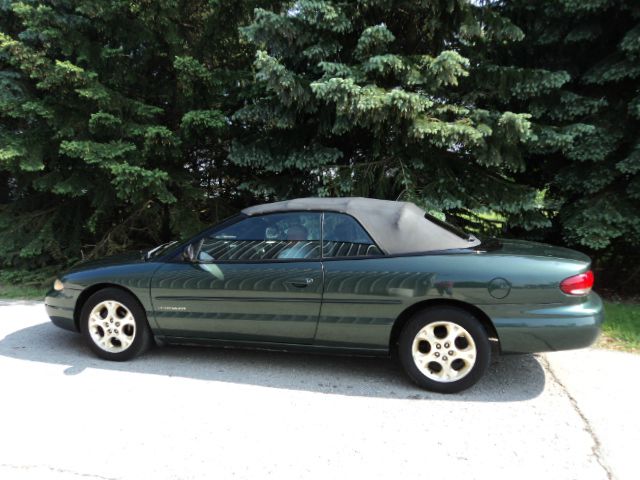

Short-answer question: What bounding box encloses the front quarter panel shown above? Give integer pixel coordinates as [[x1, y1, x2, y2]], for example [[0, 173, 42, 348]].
[[45, 286, 82, 332], [45, 261, 164, 332]]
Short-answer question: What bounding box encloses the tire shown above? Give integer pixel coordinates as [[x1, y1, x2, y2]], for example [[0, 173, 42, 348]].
[[398, 307, 490, 393], [80, 288, 152, 361]]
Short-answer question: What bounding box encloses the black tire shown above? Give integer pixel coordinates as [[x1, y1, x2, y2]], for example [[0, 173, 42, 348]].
[[398, 307, 490, 393], [80, 288, 152, 361]]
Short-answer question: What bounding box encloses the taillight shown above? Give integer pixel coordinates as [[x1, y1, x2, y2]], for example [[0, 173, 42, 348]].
[[560, 270, 594, 295]]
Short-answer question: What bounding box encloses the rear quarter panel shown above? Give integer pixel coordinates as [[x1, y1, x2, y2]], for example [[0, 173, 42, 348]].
[[316, 252, 595, 353]]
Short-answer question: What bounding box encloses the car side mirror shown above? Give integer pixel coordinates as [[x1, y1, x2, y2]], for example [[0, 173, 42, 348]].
[[182, 240, 203, 263], [182, 244, 195, 262], [182, 243, 198, 263]]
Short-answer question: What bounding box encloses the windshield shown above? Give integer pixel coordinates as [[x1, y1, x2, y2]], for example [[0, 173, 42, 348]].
[[144, 214, 244, 261]]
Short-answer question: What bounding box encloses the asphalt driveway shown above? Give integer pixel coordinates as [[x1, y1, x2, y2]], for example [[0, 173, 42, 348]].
[[0, 301, 637, 480]]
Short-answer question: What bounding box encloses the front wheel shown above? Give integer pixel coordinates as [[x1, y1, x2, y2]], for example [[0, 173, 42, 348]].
[[398, 307, 491, 393], [80, 288, 152, 361]]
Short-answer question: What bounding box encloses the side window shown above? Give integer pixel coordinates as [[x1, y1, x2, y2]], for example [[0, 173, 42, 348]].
[[199, 212, 321, 261], [322, 212, 382, 258]]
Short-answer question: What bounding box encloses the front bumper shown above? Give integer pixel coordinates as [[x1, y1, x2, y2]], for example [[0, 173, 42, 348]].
[[486, 293, 604, 354], [45, 288, 80, 332]]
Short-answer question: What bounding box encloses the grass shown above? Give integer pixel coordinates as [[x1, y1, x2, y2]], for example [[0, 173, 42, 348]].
[[0, 283, 47, 300], [599, 302, 640, 352], [0, 268, 51, 300]]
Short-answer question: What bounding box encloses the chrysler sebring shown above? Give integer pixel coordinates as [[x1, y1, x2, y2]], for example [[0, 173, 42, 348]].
[[45, 197, 603, 393]]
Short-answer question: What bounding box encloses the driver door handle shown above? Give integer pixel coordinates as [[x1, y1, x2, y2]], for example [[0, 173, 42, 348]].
[[287, 278, 314, 288]]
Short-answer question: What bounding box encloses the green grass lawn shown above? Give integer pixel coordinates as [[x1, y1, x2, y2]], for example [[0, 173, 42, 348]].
[[601, 302, 640, 352], [0, 269, 52, 300], [0, 284, 47, 300]]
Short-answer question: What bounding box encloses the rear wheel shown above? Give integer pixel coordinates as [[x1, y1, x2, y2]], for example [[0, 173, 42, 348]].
[[80, 288, 152, 361], [398, 307, 490, 393]]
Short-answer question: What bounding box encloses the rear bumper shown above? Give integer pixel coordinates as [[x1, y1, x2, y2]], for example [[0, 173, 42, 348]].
[[45, 289, 79, 332], [487, 293, 604, 354]]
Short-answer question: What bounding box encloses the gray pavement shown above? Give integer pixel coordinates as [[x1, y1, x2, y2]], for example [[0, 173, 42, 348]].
[[0, 302, 637, 480]]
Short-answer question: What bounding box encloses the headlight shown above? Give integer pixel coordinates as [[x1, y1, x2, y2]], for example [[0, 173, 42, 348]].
[[53, 279, 64, 291]]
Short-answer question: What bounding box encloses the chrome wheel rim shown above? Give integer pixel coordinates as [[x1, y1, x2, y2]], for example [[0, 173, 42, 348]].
[[411, 321, 477, 383], [88, 300, 136, 353]]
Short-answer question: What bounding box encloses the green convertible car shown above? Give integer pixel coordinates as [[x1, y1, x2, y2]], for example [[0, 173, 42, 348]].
[[45, 197, 603, 393]]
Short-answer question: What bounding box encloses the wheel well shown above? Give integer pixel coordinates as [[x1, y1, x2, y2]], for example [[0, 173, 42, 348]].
[[389, 299, 500, 354], [73, 283, 142, 331]]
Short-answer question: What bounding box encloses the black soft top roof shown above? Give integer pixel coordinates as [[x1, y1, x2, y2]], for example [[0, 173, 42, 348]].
[[242, 197, 479, 254]]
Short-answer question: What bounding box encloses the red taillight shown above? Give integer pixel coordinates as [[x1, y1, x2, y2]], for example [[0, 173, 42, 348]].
[[560, 270, 594, 295]]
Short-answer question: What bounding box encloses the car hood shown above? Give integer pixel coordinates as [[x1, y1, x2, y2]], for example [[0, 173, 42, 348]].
[[486, 239, 591, 264], [67, 251, 146, 273]]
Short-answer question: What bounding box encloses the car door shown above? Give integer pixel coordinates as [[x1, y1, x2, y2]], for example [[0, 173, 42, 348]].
[[150, 212, 323, 344], [317, 212, 422, 350]]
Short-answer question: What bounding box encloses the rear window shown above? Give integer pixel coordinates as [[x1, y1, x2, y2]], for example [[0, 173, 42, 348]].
[[424, 213, 470, 241]]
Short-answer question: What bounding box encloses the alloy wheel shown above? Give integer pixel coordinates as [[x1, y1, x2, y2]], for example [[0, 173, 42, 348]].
[[411, 321, 477, 382], [88, 300, 137, 353]]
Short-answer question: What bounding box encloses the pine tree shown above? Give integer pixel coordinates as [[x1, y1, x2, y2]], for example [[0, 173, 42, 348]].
[[0, 0, 279, 270], [232, 0, 549, 233], [491, 0, 640, 291]]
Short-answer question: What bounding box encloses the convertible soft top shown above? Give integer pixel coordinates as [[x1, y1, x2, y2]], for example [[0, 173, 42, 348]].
[[242, 197, 480, 254]]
